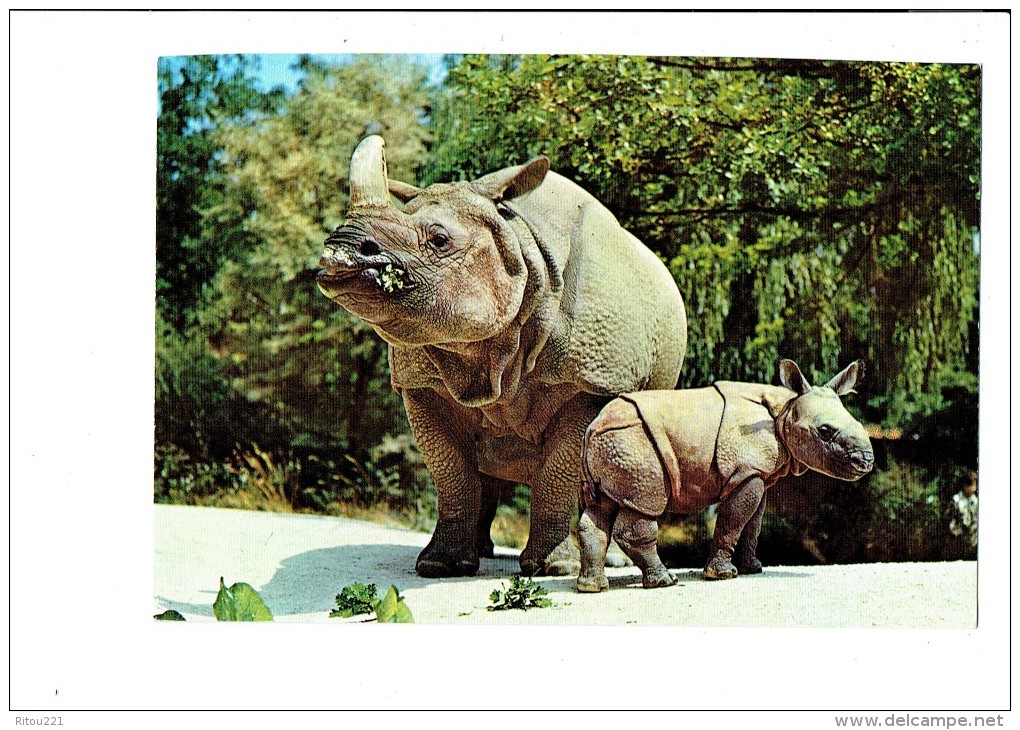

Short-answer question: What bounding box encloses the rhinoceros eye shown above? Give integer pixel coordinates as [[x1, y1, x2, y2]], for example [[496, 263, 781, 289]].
[[427, 226, 452, 252], [818, 424, 836, 442]]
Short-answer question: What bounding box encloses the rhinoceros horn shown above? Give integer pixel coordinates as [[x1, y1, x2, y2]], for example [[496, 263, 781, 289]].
[[349, 135, 393, 210]]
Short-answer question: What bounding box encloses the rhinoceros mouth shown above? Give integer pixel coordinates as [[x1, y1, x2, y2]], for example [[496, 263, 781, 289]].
[[847, 450, 875, 475], [316, 264, 417, 298], [830, 448, 874, 479]]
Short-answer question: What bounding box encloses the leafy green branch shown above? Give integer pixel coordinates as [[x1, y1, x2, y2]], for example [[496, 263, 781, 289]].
[[488, 575, 553, 611], [330, 582, 414, 623]]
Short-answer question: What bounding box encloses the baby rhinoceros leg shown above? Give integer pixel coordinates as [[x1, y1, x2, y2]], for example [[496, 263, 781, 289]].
[[733, 492, 767, 575], [614, 509, 676, 589], [577, 501, 617, 593], [704, 477, 766, 580], [577, 399, 674, 590]]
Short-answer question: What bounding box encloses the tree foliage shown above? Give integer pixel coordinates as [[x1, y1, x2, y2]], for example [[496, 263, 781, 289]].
[[156, 55, 283, 329], [429, 55, 980, 426], [197, 56, 431, 452]]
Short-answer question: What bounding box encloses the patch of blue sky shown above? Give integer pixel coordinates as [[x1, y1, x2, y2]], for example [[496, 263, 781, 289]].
[[251, 52, 448, 94], [158, 52, 449, 118]]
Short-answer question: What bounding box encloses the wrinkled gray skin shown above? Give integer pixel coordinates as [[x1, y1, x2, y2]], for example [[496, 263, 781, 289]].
[[317, 136, 687, 577], [577, 359, 874, 591]]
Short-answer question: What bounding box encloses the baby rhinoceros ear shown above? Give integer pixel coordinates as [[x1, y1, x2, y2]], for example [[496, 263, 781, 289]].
[[824, 359, 865, 396], [778, 359, 812, 395]]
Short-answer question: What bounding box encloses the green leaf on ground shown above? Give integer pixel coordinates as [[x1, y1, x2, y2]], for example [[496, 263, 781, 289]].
[[487, 575, 553, 611], [213, 578, 273, 621], [330, 582, 379, 618], [374, 585, 414, 623], [154, 609, 186, 621], [329, 582, 413, 622]]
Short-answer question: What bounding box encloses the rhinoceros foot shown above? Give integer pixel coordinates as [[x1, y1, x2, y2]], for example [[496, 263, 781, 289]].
[[479, 536, 495, 560], [541, 557, 582, 576], [703, 557, 739, 581], [415, 544, 479, 578], [575, 575, 609, 593], [736, 556, 763, 575], [520, 536, 581, 577], [642, 569, 678, 589], [519, 554, 581, 577]]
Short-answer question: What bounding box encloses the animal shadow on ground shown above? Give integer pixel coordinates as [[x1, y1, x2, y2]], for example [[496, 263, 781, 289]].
[[154, 593, 223, 619], [155, 545, 811, 619], [157, 543, 523, 619], [256, 544, 525, 618]]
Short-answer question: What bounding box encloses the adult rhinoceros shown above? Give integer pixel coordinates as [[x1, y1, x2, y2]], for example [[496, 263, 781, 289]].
[[317, 136, 686, 577]]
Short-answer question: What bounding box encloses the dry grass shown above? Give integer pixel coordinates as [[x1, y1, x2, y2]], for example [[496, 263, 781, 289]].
[[490, 507, 531, 549], [229, 444, 298, 512], [323, 500, 429, 530]]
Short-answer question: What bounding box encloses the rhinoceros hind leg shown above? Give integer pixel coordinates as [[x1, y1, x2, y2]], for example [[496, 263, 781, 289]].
[[576, 575, 609, 592], [521, 395, 601, 577], [613, 509, 676, 589], [478, 476, 513, 559], [416, 553, 479, 578]]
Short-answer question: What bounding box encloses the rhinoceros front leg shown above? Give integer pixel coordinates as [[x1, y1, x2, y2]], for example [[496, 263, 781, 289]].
[[520, 395, 603, 576], [704, 477, 765, 580], [734, 492, 766, 575], [402, 388, 483, 577]]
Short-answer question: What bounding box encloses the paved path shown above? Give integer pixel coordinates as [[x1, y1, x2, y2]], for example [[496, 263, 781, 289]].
[[154, 504, 976, 627]]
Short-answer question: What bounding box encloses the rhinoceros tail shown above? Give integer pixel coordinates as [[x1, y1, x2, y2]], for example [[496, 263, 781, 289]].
[[579, 423, 600, 509]]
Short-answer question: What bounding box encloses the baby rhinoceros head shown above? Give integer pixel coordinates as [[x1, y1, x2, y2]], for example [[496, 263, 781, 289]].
[[777, 359, 875, 481]]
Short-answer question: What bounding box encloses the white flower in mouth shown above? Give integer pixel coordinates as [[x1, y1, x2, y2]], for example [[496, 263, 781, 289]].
[[376, 263, 406, 293]]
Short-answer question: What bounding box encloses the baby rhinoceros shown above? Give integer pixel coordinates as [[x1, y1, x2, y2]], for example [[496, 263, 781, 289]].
[[576, 359, 874, 592]]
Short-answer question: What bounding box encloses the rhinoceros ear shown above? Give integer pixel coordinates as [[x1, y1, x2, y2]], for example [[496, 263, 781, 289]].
[[778, 359, 811, 395], [471, 157, 551, 202], [825, 360, 865, 396], [388, 179, 423, 203]]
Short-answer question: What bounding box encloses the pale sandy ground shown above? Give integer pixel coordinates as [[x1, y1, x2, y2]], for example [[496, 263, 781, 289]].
[[154, 504, 976, 628]]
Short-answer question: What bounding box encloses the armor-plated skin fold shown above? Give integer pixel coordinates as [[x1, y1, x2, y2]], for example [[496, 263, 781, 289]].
[[577, 359, 874, 592], [317, 136, 688, 577]]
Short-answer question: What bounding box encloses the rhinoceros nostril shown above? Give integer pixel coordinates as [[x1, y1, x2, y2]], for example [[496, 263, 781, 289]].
[[360, 238, 381, 256], [851, 450, 875, 471], [319, 246, 359, 273]]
